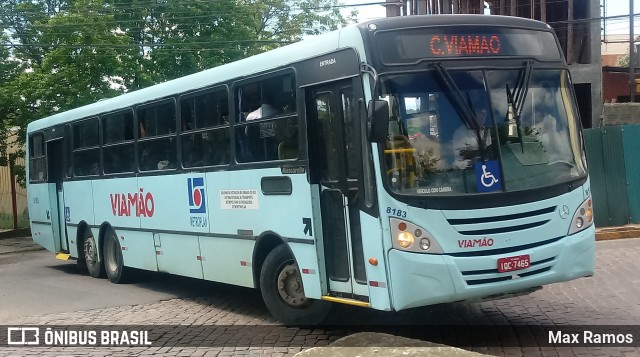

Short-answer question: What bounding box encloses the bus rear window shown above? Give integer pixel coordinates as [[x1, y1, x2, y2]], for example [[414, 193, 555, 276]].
[[375, 27, 561, 64]]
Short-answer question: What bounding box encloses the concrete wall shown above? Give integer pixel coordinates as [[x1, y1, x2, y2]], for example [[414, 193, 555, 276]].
[[566, 0, 601, 129], [603, 103, 640, 126], [602, 71, 640, 103]]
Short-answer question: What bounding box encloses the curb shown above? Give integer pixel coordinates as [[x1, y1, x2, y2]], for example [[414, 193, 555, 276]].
[[293, 332, 491, 357], [595, 227, 640, 241]]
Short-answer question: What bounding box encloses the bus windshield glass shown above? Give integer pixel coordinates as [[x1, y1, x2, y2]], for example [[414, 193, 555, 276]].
[[379, 68, 587, 196]]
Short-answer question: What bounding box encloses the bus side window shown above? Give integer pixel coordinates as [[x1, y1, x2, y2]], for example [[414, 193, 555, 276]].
[[180, 87, 230, 168], [72, 118, 100, 177], [236, 72, 297, 163], [103, 110, 135, 174], [137, 100, 177, 171]]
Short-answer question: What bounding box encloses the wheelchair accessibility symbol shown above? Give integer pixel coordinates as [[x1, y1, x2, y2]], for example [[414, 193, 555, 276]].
[[475, 160, 502, 193]]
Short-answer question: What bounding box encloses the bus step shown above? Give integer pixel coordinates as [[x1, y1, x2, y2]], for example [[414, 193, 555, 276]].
[[55, 253, 71, 260], [321, 295, 371, 308]]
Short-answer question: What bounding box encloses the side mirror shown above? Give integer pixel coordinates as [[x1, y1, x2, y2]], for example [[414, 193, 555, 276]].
[[367, 100, 389, 143]]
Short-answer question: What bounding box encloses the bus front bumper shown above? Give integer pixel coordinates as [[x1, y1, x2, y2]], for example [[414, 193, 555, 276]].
[[387, 226, 595, 311]]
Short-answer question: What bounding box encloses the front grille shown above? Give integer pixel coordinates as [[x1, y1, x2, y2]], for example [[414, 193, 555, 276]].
[[446, 205, 556, 236]]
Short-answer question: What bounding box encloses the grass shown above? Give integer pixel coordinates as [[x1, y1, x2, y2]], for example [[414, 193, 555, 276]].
[[0, 209, 30, 230]]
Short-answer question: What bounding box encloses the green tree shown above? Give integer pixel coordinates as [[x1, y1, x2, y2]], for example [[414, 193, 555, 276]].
[[614, 37, 640, 67], [7, 0, 133, 131], [0, 34, 23, 168], [1, 0, 354, 184]]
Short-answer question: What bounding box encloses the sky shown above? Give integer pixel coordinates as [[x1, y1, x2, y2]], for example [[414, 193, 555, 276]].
[[341, 0, 638, 35], [341, 0, 386, 22], [603, 0, 638, 35]]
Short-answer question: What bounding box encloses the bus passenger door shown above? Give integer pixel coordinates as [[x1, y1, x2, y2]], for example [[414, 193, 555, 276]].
[[46, 139, 69, 253], [308, 80, 368, 301]]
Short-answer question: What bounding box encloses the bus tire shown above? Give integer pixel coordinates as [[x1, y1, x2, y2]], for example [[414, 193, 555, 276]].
[[259, 244, 331, 325], [84, 232, 104, 278], [103, 229, 130, 284]]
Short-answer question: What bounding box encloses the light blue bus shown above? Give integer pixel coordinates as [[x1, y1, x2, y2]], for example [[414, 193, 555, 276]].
[[26, 15, 595, 324]]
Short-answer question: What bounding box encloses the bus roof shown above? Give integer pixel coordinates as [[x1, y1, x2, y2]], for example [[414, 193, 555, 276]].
[[27, 15, 552, 133], [359, 14, 552, 32]]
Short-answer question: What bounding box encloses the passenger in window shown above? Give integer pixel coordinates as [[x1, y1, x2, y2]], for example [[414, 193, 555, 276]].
[[156, 145, 175, 170], [157, 160, 170, 170], [89, 162, 100, 176], [139, 120, 147, 138], [140, 146, 159, 171], [246, 91, 280, 121]]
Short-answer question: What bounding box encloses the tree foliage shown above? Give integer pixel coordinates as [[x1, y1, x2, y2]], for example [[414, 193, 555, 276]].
[[0, 0, 355, 184]]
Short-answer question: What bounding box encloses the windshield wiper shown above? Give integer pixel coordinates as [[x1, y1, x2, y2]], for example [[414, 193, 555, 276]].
[[506, 60, 533, 153], [432, 62, 485, 160]]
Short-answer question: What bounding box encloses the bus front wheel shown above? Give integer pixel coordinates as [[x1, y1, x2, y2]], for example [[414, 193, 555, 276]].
[[103, 229, 130, 284], [259, 244, 331, 325], [84, 233, 104, 278]]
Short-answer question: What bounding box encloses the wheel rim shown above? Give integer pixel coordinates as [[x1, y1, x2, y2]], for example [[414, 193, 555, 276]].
[[105, 236, 118, 273], [84, 237, 97, 266], [276, 262, 308, 307]]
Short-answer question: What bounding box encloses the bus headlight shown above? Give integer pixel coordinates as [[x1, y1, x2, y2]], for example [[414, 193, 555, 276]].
[[397, 232, 414, 248], [568, 197, 594, 235], [390, 218, 443, 254]]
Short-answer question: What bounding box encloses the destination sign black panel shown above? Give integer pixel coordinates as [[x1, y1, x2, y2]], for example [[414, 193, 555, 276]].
[[375, 27, 561, 64]]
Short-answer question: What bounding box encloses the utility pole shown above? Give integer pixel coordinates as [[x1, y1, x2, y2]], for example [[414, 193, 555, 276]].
[[567, 0, 574, 63], [385, 0, 402, 17], [9, 155, 17, 230], [630, 0, 635, 102]]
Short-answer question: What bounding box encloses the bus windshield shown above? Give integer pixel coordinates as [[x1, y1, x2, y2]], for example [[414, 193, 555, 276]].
[[379, 67, 587, 196]]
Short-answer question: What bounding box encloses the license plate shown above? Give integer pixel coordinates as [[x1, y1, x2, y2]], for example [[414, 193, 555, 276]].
[[497, 255, 530, 273]]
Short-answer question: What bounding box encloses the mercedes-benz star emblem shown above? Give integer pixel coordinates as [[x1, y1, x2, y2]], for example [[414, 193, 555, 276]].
[[560, 205, 570, 219]]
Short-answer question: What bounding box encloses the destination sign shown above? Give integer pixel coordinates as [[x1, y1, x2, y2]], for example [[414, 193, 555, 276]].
[[429, 34, 501, 56], [374, 27, 562, 64]]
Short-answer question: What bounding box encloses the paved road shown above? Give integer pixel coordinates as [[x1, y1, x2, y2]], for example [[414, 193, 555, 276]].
[[0, 239, 639, 356], [0, 250, 218, 321]]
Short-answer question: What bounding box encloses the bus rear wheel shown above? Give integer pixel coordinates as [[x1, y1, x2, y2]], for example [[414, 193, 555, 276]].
[[259, 244, 331, 325], [103, 229, 130, 284], [84, 232, 104, 278]]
